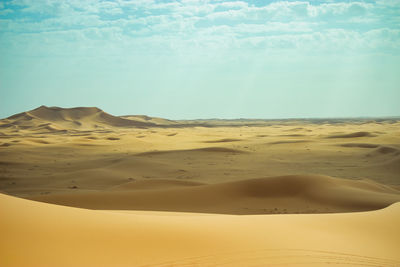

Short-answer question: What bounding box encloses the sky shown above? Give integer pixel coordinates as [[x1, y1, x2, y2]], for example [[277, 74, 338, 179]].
[[0, 0, 399, 119]]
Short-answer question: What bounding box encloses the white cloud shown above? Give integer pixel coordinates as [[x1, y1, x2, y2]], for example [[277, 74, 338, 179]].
[[216, 1, 248, 9], [315, 2, 372, 18], [234, 22, 314, 34], [376, 0, 400, 7], [98, 2, 123, 15], [206, 9, 246, 20]]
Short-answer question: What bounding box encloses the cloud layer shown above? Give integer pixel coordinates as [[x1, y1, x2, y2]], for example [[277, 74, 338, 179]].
[[1, 0, 399, 56]]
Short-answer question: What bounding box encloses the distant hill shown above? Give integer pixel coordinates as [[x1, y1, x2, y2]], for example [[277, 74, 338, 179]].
[[0, 106, 159, 133], [121, 115, 179, 126]]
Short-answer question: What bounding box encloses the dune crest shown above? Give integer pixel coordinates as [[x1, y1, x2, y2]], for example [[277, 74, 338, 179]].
[[327, 131, 376, 138], [31, 175, 400, 214], [340, 143, 379, 148], [137, 146, 245, 156], [109, 179, 205, 191], [1, 105, 157, 131]]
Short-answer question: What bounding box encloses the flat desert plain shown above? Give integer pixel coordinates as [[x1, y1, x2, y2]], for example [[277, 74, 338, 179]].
[[1, 106, 400, 266]]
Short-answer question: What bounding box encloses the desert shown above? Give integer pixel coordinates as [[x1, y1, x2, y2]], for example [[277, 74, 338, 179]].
[[1, 105, 400, 266], [2, 0, 400, 265]]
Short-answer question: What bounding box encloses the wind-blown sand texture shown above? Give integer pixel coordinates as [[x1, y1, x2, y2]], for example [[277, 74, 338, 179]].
[[1, 106, 400, 266], [1, 193, 400, 267]]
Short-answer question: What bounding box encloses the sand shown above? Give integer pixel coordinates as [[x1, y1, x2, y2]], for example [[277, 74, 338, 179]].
[[30, 174, 400, 214], [1, 106, 400, 266], [1, 193, 400, 266]]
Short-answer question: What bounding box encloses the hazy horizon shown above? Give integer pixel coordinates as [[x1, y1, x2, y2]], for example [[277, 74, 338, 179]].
[[3, 104, 400, 121], [1, 0, 400, 119]]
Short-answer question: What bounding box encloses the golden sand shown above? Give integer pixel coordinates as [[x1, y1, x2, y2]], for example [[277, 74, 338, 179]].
[[1, 106, 399, 266]]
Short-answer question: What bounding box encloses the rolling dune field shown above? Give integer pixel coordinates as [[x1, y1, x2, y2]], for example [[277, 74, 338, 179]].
[[1, 106, 400, 266]]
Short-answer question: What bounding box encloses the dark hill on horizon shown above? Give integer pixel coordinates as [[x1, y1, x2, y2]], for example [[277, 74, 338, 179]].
[[0, 106, 158, 132]]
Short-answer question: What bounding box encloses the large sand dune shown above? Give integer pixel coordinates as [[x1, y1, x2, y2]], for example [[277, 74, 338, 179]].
[[1, 193, 399, 267], [1, 106, 157, 132], [31, 175, 400, 214]]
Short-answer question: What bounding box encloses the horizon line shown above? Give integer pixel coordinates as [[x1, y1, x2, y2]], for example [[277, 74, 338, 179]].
[[2, 105, 400, 122]]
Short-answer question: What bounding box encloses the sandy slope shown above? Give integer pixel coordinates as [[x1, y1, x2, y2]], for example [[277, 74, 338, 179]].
[[30, 175, 400, 214], [1, 193, 399, 267]]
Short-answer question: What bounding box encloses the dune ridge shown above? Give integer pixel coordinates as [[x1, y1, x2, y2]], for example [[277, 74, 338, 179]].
[[108, 179, 205, 191], [121, 115, 179, 126], [1, 106, 157, 132], [137, 146, 245, 156], [340, 143, 380, 148], [31, 175, 400, 214], [327, 131, 376, 138]]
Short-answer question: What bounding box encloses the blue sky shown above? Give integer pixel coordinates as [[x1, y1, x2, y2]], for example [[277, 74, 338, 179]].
[[0, 0, 399, 119]]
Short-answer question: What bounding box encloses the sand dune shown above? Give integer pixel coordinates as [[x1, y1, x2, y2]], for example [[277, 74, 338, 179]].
[[121, 115, 179, 126], [109, 179, 205, 191], [268, 140, 309, 145], [1, 193, 399, 267], [339, 143, 379, 148], [327, 131, 376, 138], [137, 146, 245, 156], [29, 105, 101, 121], [203, 138, 242, 143], [368, 146, 400, 156], [1, 106, 156, 131], [372, 156, 400, 172], [31, 175, 400, 214]]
